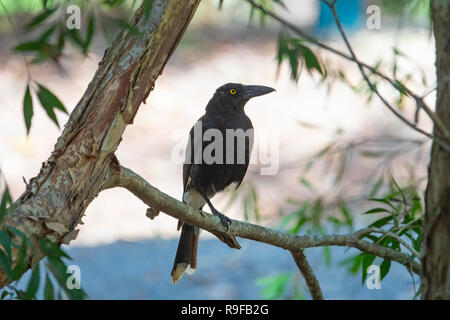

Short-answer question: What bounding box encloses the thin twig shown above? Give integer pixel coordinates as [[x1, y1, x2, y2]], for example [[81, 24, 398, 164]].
[[290, 249, 324, 300], [358, 227, 421, 260], [322, 0, 450, 152], [244, 0, 450, 145]]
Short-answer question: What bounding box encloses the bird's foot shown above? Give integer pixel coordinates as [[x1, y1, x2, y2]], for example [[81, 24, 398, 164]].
[[198, 209, 206, 217], [211, 208, 231, 230]]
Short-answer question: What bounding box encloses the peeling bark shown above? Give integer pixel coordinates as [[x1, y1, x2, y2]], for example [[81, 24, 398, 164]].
[[422, 0, 450, 300], [0, 0, 201, 289]]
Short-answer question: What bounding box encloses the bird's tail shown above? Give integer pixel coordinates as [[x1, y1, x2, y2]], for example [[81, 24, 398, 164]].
[[171, 223, 199, 284]]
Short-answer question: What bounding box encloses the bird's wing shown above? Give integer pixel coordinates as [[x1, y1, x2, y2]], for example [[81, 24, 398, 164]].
[[233, 117, 253, 190], [182, 116, 216, 194], [232, 163, 250, 190]]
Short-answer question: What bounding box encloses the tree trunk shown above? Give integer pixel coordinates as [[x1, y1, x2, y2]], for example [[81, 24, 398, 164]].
[[422, 0, 450, 300], [0, 0, 200, 289]]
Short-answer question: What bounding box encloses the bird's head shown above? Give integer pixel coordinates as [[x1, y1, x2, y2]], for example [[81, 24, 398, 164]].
[[206, 83, 275, 114]]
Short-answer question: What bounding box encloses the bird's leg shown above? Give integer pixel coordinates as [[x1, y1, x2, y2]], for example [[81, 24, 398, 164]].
[[200, 194, 231, 230], [196, 192, 239, 249]]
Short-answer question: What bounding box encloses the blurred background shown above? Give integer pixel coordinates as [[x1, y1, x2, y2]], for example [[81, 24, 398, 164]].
[[0, 0, 433, 299]]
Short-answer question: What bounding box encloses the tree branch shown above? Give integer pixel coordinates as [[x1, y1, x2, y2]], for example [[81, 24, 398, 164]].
[[290, 250, 323, 300], [104, 164, 421, 276]]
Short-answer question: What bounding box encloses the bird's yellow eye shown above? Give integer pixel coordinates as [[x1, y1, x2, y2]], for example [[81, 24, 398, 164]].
[[230, 89, 237, 95]]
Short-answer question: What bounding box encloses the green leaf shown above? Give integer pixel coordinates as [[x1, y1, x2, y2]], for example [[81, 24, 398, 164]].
[[23, 263, 40, 300], [1, 290, 9, 300], [26, 6, 58, 31], [0, 187, 12, 224], [364, 234, 380, 243], [414, 233, 422, 252], [14, 41, 45, 52], [0, 249, 13, 281], [359, 150, 385, 158], [273, 0, 287, 9], [410, 194, 423, 218], [369, 197, 396, 209], [276, 32, 288, 65], [66, 28, 83, 48], [39, 24, 57, 42], [38, 84, 67, 114], [339, 253, 362, 274], [0, 230, 12, 259], [84, 15, 95, 54], [7, 226, 33, 249], [361, 253, 376, 284], [380, 259, 391, 280], [288, 204, 308, 234], [364, 207, 390, 215], [47, 256, 85, 300], [36, 83, 68, 128], [299, 177, 313, 192], [339, 204, 353, 226], [23, 84, 34, 135], [102, 0, 125, 6], [12, 240, 29, 280], [390, 238, 400, 251], [287, 49, 299, 81], [56, 29, 65, 51], [143, 0, 153, 19], [322, 246, 331, 267], [44, 274, 55, 300], [328, 216, 342, 225], [368, 215, 393, 228], [369, 177, 384, 197], [38, 237, 71, 260], [42, 0, 50, 9], [315, 143, 334, 157], [301, 45, 323, 76], [256, 273, 292, 299]]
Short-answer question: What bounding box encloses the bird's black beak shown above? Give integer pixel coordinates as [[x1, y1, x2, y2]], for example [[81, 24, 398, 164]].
[[242, 85, 275, 100]]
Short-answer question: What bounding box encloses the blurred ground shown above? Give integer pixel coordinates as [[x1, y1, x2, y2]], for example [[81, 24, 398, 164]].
[[0, 0, 433, 299], [63, 239, 417, 299]]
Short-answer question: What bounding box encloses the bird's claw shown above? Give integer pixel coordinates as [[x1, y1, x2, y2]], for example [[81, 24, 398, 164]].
[[212, 210, 231, 231]]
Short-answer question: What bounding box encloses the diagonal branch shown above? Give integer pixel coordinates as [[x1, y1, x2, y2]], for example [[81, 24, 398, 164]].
[[103, 164, 421, 276], [290, 249, 323, 300]]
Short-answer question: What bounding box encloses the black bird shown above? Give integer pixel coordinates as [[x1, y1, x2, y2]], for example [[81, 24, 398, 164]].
[[171, 83, 275, 283]]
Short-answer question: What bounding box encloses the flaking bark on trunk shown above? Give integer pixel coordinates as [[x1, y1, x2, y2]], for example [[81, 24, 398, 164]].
[[0, 0, 201, 289], [422, 0, 450, 300]]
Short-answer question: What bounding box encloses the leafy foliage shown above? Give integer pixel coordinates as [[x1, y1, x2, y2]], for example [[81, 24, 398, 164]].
[[0, 171, 86, 300], [0, 230, 87, 300], [20, 82, 68, 133], [256, 273, 303, 299], [357, 179, 423, 283], [5, 0, 156, 134], [277, 33, 325, 81], [36, 83, 68, 128]]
